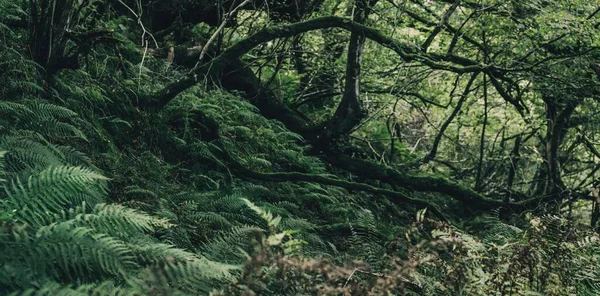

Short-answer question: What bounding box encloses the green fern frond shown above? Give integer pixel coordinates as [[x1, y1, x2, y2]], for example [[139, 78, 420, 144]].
[[25, 101, 79, 120], [36, 119, 88, 140], [280, 218, 316, 232], [195, 174, 220, 190], [108, 117, 133, 129], [162, 259, 236, 289], [131, 242, 238, 290], [32, 223, 136, 278], [6, 166, 108, 226], [75, 203, 173, 237], [472, 212, 523, 244], [0, 150, 6, 182], [273, 201, 300, 212], [124, 186, 158, 199], [0, 101, 35, 119], [0, 136, 63, 174], [186, 212, 233, 229], [242, 198, 281, 230], [189, 142, 226, 168], [202, 225, 264, 263], [539, 215, 565, 244], [240, 156, 272, 170], [12, 81, 45, 94], [52, 145, 96, 169], [217, 212, 259, 226], [345, 209, 386, 269], [205, 194, 247, 213]]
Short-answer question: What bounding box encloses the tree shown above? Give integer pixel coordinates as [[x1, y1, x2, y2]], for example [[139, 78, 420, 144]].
[[139, 0, 600, 213]]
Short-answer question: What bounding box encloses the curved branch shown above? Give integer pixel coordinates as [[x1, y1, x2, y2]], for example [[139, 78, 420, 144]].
[[323, 153, 513, 211], [402, 8, 483, 52], [150, 16, 492, 109]]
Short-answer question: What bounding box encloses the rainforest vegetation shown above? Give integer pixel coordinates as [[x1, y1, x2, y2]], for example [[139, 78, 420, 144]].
[[2, 0, 600, 294]]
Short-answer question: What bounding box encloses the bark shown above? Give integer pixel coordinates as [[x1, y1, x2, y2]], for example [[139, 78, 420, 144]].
[[592, 190, 600, 231], [529, 98, 578, 206], [220, 59, 314, 134], [474, 74, 488, 190], [27, 0, 114, 74], [318, 0, 377, 145], [325, 152, 563, 213], [228, 155, 449, 221], [505, 134, 522, 203]]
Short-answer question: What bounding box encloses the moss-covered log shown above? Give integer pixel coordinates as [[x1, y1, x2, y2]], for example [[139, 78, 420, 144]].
[[323, 154, 507, 211]]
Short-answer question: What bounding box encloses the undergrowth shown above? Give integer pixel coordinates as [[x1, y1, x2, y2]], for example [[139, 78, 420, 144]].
[[1, 4, 600, 295]]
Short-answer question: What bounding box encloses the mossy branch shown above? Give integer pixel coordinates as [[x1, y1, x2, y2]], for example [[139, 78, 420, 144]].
[[151, 16, 496, 109], [214, 140, 449, 221], [323, 154, 515, 211]]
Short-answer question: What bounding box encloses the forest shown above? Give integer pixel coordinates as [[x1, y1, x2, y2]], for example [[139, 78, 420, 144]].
[[1, 0, 600, 294]]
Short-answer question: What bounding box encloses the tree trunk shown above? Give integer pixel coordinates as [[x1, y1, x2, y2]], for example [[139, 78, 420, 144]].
[[535, 98, 577, 206]]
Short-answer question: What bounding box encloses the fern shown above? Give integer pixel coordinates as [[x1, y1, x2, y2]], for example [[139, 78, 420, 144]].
[[242, 198, 282, 231], [0, 97, 240, 295], [0, 160, 238, 294], [346, 209, 386, 269], [202, 225, 264, 263], [76, 203, 173, 238], [5, 166, 107, 225]]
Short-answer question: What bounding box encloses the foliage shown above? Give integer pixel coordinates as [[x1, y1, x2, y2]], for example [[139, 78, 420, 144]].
[[2, 0, 600, 295], [0, 116, 237, 295]]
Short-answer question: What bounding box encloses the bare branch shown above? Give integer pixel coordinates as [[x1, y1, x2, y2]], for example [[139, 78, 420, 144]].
[[423, 72, 478, 163], [421, 0, 460, 51], [191, 0, 253, 70]]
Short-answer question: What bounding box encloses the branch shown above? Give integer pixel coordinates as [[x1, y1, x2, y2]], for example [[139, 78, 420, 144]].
[[219, 141, 449, 221], [421, 0, 461, 51], [447, 9, 480, 54], [403, 9, 483, 52], [486, 73, 526, 115], [422, 72, 478, 163], [150, 16, 492, 109], [191, 0, 252, 69], [323, 153, 507, 211], [578, 128, 600, 159], [435, 0, 505, 15], [505, 134, 522, 204], [474, 73, 488, 190]]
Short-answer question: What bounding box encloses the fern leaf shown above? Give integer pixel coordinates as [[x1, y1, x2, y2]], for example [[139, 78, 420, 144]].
[[6, 166, 108, 226]]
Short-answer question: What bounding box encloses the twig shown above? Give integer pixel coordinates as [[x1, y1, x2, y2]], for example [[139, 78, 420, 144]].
[[138, 39, 148, 93], [116, 0, 158, 48], [343, 268, 392, 287], [191, 0, 252, 71], [343, 268, 358, 287]]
